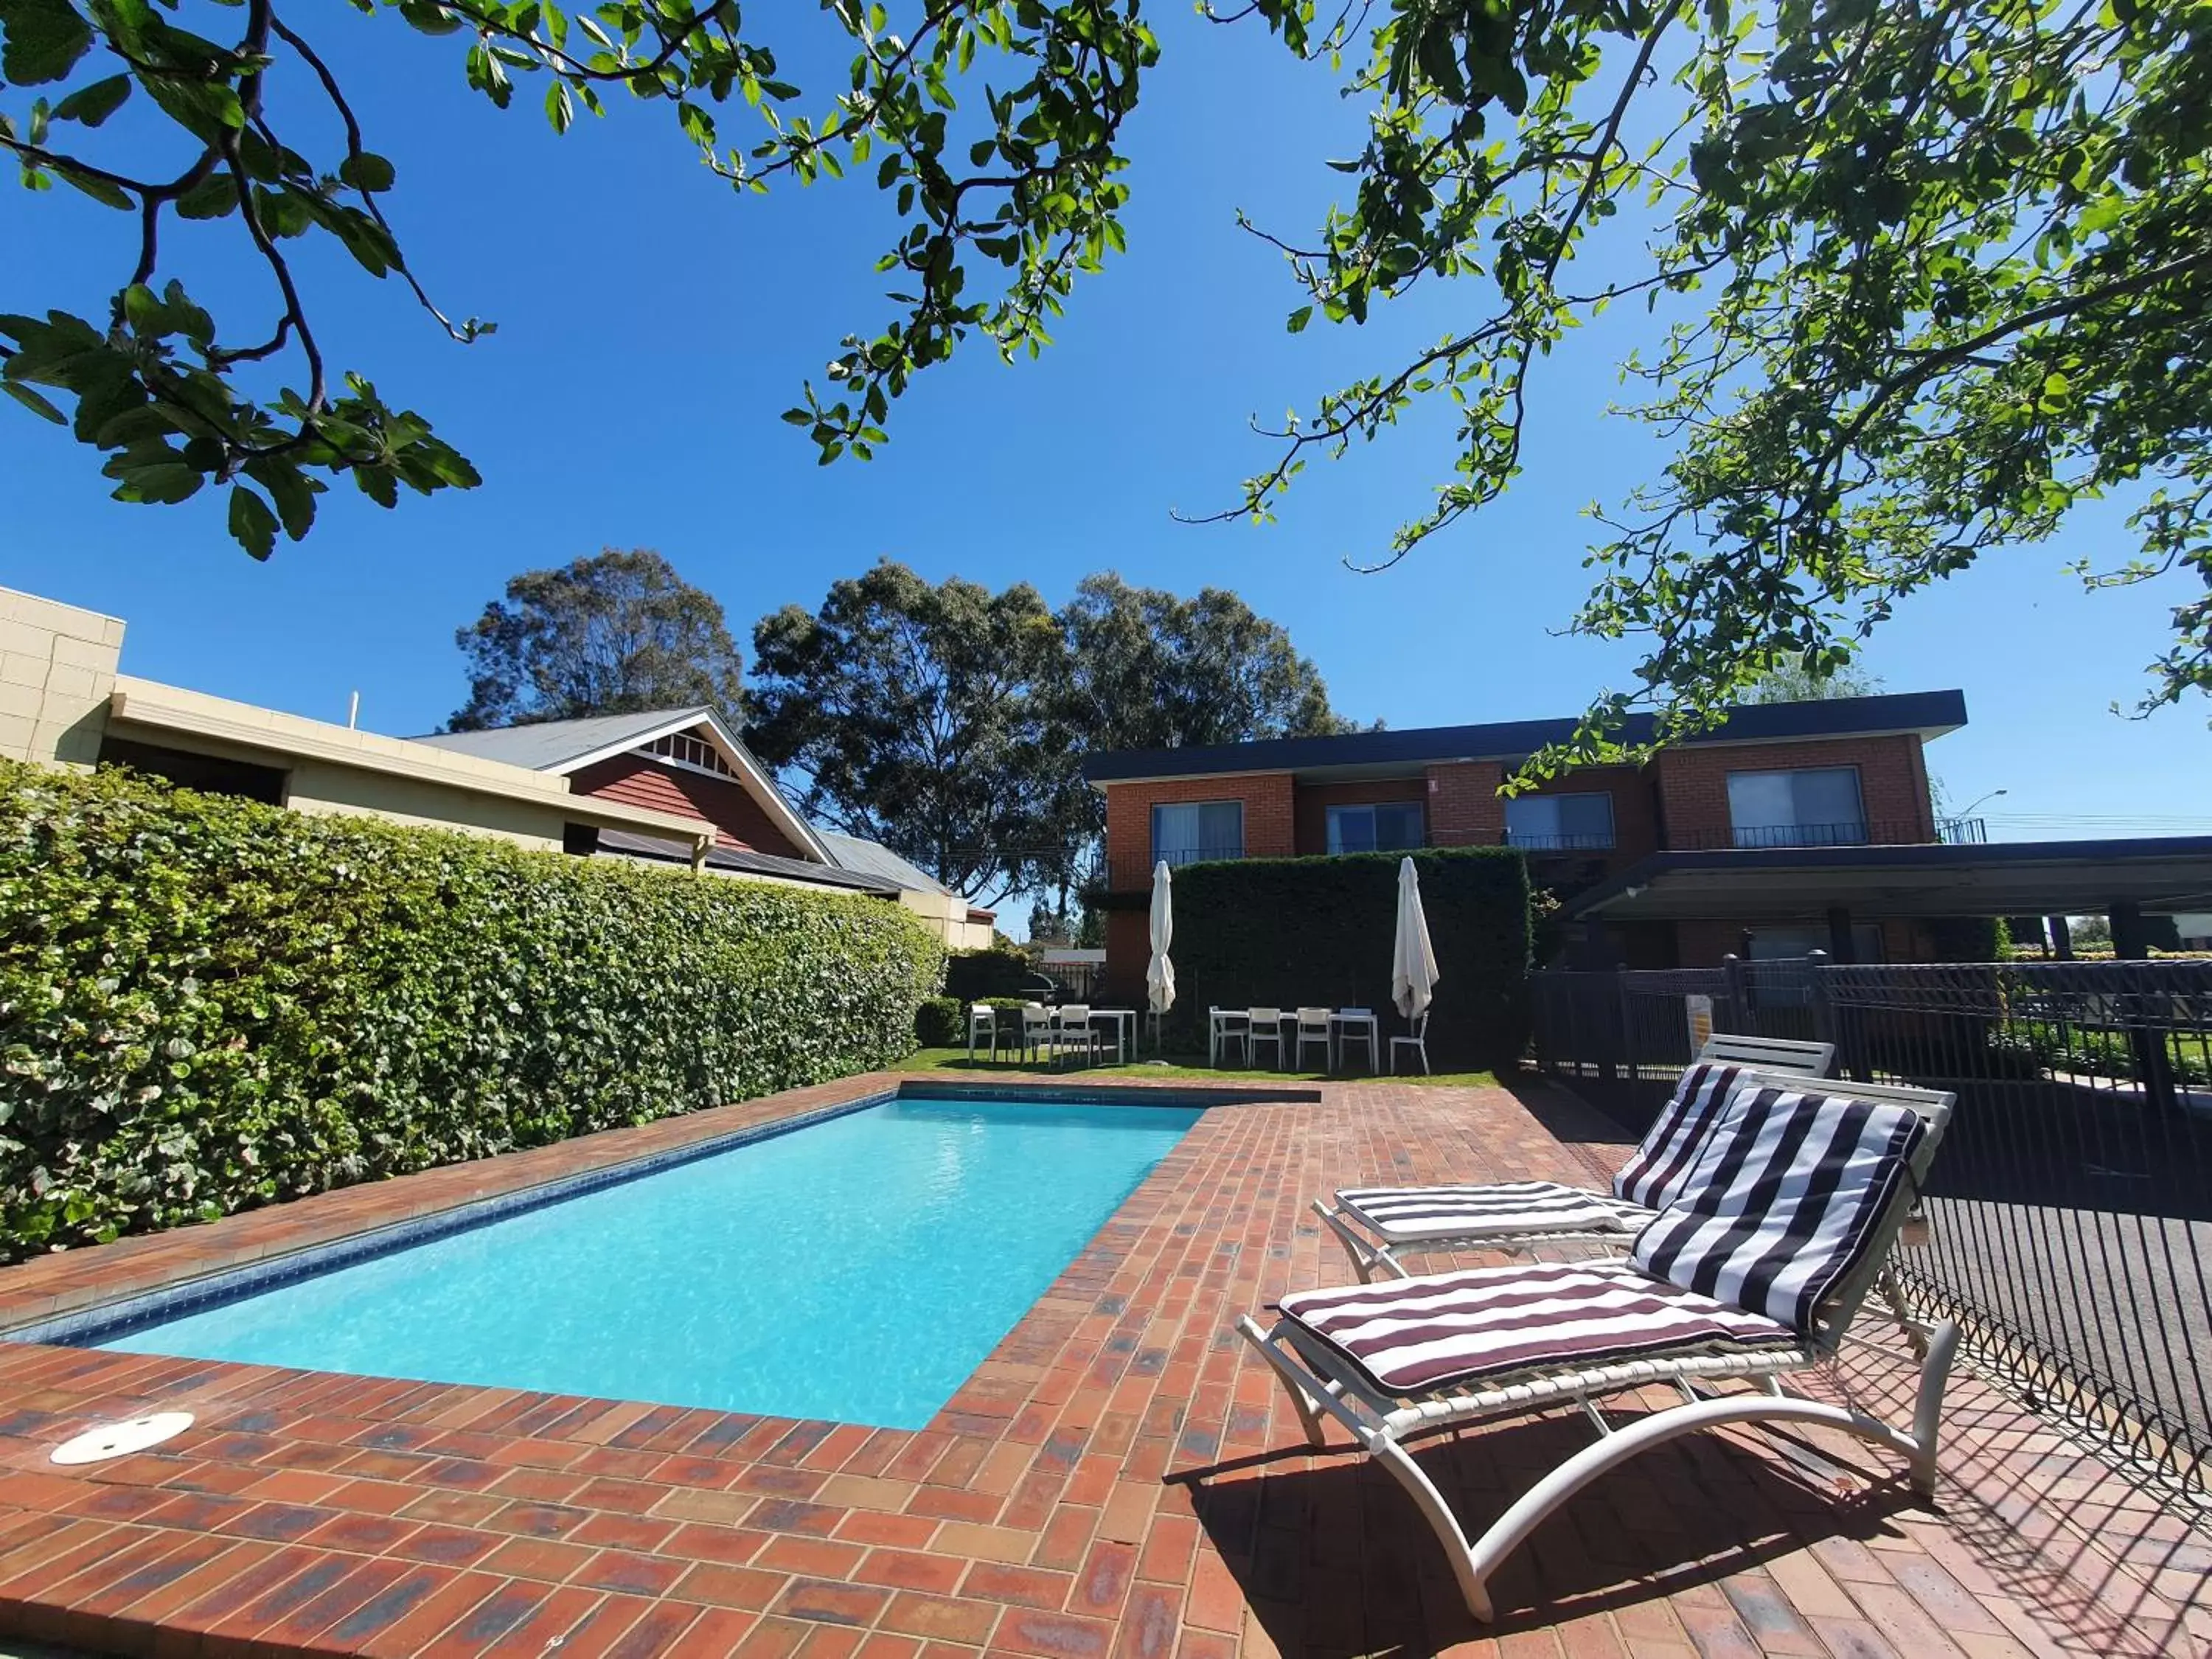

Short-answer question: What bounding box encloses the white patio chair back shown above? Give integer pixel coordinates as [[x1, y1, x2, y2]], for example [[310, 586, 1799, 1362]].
[[966, 1003, 997, 1063], [1295, 1007, 1332, 1070], [1336, 1006, 1378, 1074], [1247, 1007, 1284, 1068], [1020, 1001, 1051, 1063], [1389, 1009, 1430, 1075], [1211, 1006, 1249, 1067], [1057, 1004, 1096, 1066]]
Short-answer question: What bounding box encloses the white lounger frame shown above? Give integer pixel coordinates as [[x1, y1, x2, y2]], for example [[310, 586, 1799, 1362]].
[[1242, 1082, 1958, 1621]]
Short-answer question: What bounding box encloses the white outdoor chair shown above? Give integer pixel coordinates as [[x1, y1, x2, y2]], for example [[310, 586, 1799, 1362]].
[[1211, 1006, 1249, 1068], [1294, 1008, 1332, 1071], [1389, 1011, 1430, 1074], [1054, 1004, 1099, 1068], [1246, 1007, 1284, 1069], [1337, 1008, 1378, 1074], [1238, 1079, 1960, 1624], [1018, 1002, 1052, 1065], [966, 1004, 1001, 1063]]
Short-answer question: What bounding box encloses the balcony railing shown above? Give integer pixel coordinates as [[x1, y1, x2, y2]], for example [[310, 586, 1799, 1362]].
[[1663, 817, 1986, 851], [1505, 831, 1618, 853]]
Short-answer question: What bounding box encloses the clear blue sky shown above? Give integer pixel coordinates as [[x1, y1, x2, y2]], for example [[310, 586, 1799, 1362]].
[[4, 6, 2206, 841]]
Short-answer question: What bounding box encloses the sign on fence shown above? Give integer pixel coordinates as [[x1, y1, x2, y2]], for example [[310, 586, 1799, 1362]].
[[1684, 993, 1714, 1054]]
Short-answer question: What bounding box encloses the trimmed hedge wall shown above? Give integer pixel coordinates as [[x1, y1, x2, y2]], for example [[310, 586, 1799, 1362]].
[[0, 762, 944, 1262], [1170, 846, 1531, 1068]]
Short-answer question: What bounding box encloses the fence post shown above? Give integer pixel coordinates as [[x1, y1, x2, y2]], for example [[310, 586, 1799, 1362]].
[[1721, 953, 1749, 1033]]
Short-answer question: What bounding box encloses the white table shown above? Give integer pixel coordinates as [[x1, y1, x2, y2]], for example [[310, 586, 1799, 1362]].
[[1089, 1007, 1136, 1065]]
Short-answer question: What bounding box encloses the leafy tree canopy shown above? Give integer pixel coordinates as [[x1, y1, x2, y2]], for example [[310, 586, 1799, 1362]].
[[743, 562, 1355, 901], [745, 560, 1071, 904], [1741, 654, 1885, 705], [1057, 572, 1354, 751], [4, 0, 2207, 751], [448, 547, 744, 730]]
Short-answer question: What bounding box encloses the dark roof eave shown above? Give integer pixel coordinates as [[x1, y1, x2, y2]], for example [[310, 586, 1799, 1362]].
[[1079, 690, 1968, 786], [1565, 835, 2212, 922]]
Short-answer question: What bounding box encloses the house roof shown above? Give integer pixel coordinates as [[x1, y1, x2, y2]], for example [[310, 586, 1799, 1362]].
[[411, 706, 832, 864], [819, 831, 954, 897], [1079, 690, 1969, 786], [595, 829, 903, 894], [1565, 836, 2212, 923], [106, 678, 719, 844], [412, 708, 700, 772]]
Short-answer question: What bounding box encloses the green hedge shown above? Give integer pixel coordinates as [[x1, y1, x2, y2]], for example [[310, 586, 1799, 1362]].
[[0, 762, 945, 1262], [915, 995, 964, 1046], [1170, 847, 1531, 1068]]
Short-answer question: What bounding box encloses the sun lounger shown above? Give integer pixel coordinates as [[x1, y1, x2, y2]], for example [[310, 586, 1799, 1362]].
[[1237, 1077, 1958, 1621], [1314, 1033, 1836, 1281]]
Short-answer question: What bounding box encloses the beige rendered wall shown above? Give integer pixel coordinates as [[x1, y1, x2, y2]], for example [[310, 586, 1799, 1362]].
[[0, 588, 123, 769], [282, 760, 572, 850], [897, 888, 995, 950]]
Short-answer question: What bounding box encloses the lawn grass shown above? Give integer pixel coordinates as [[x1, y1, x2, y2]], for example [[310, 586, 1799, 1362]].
[[896, 1047, 1498, 1088]]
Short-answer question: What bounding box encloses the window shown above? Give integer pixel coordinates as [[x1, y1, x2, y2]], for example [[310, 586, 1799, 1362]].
[[1326, 801, 1425, 855], [639, 732, 737, 779], [1150, 801, 1244, 867], [1503, 792, 1615, 850], [97, 737, 287, 806], [1726, 767, 1865, 847]]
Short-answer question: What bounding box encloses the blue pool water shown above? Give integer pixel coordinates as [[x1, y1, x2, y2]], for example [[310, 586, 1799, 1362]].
[[97, 1096, 1200, 1428]]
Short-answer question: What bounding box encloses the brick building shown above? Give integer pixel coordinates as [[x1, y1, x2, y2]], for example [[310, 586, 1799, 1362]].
[[1081, 691, 1972, 990]]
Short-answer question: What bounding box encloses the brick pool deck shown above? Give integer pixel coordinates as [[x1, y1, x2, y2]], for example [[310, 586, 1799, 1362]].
[[0, 1073, 2205, 1658]]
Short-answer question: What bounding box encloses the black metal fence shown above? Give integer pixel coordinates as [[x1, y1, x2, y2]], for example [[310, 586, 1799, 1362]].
[[1529, 956, 2212, 1505]]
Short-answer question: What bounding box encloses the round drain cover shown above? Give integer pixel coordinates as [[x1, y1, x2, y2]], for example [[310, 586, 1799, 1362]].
[[50, 1411, 194, 1465]]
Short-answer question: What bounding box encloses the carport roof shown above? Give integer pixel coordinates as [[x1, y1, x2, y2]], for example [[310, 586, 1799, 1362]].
[[1565, 836, 2212, 923]]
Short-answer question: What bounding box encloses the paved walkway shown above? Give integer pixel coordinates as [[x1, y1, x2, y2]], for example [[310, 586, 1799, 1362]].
[[0, 1073, 2203, 1657]]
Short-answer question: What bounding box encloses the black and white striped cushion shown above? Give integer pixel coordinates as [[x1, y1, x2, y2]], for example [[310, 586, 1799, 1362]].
[[1335, 1181, 1649, 1242], [1276, 1259, 1799, 1395], [1630, 1085, 1927, 1334], [1611, 1062, 1747, 1211]]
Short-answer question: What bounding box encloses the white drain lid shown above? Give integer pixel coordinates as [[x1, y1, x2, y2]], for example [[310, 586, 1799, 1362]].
[[50, 1411, 194, 1465]]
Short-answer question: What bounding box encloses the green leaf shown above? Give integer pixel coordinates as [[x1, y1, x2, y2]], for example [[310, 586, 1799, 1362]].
[[226, 483, 278, 558], [1286, 305, 1313, 335], [0, 0, 95, 84], [545, 79, 574, 133], [338, 151, 396, 192], [51, 71, 129, 125], [2, 380, 66, 422]]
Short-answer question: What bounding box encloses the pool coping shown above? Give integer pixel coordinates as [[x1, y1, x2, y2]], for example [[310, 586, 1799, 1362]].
[[0, 1076, 1319, 1348]]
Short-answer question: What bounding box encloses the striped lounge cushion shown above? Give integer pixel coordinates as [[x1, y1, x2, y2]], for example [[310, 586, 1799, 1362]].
[[1630, 1085, 1927, 1334], [1276, 1259, 1800, 1395], [1610, 1062, 1747, 1211], [1335, 1181, 1649, 1242]]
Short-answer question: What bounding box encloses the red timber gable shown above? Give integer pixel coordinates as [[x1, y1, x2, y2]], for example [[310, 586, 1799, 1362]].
[[568, 753, 810, 856]]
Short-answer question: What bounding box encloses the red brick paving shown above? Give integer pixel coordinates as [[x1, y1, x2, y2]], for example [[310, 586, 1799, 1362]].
[[0, 1069, 2205, 1656]]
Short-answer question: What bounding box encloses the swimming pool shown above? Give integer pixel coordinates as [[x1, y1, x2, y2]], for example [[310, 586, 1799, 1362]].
[[86, 1094, 1203, 1429]]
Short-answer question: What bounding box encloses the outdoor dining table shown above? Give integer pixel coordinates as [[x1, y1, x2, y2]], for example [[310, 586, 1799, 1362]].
[[1085, 1007, 1137, 1065], [1208, 1006, 1380, 1073]]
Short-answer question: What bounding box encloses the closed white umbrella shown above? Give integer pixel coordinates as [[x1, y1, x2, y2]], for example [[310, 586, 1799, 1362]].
[[1145, 862, 1175, 1043], [1159, 863, 1177, 1057], [1391, 855, 1439, 1022]]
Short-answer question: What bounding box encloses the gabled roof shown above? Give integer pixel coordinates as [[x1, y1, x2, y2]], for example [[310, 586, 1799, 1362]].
[[415, 708, 700, 772], [411, 706, 832, 864], [819, 831, 954, 897], [595, 829, 902, 894], [1080, 690, 1969, 785]]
